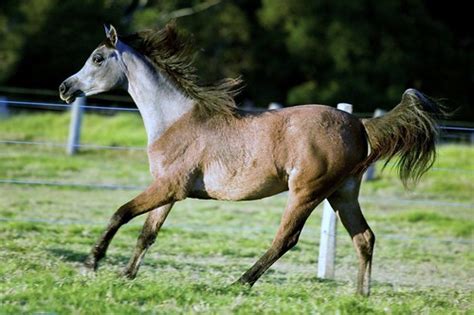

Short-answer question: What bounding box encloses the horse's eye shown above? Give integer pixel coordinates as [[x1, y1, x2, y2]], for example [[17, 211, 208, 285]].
[[92, 54, 104, 65]]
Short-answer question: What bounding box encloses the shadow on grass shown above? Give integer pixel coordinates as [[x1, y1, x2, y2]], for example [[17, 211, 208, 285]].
[[49, 247, 89, 263], [48, 247, 358, 294], [47, 247, 232, 273], [182, 281, 255, 296], [47, 247, 132, 266]]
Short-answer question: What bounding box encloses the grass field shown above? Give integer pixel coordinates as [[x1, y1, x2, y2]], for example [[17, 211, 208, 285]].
[[0, 112, 473, 314]]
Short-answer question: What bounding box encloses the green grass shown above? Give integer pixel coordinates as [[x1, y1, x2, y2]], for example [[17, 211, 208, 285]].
[[0, 112, 473, 314], [0, 111, 146, 146]]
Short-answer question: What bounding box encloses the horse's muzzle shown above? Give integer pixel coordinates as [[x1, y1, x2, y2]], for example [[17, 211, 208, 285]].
[[59, 80, 83, 104]]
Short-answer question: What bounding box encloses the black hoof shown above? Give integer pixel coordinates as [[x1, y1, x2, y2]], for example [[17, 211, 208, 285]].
[[229, 279, 252, 290], [122, 269, 137, 280], [83, 257, 98, 271]]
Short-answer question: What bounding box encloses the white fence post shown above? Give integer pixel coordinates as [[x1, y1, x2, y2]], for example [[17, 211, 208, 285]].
[[67, 97, 85, 155], [268, 102, 283, 110], [363, 108, 386, 181], [0, 96, 9, 119], [317, 102, 353, 279]]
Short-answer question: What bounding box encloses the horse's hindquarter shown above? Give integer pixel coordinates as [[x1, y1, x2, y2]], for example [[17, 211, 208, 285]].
[[274, 106, 367, 182]]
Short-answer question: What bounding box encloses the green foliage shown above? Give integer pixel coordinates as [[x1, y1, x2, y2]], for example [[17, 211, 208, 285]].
[[0, 0, 472, 119], [258, 0, 471, 117], [287, 81, 318, 105], [0, 0, 129, 88], [0, 0, 52, 82]]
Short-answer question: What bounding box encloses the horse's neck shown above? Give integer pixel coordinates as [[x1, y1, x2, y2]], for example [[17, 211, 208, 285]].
[[121, 49, 194, 145]]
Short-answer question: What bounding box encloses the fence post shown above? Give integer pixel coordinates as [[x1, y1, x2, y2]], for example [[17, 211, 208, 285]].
[[363, 108, 386, 181], [268, 102, 283, 110], [317, 102, 353, 279], [67, 97, 85, 155], [0, 96, 9, 119]]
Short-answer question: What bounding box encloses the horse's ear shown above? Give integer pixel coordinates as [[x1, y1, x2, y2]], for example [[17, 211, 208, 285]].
[[104, 23, 118, 47]]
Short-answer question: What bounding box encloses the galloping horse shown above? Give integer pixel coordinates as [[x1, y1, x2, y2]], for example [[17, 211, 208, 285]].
[[59, 23, 442, 296]]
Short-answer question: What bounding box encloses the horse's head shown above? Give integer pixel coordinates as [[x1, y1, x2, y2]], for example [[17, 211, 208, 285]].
[[59, 25, 126, 103]]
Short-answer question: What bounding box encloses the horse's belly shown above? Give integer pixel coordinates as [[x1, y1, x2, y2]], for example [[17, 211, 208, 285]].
[[191, 168, 287, 201]]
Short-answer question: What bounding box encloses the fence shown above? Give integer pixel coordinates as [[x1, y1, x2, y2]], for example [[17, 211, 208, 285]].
[[2, 98, 472, 148], [1, 97, 473, 280]]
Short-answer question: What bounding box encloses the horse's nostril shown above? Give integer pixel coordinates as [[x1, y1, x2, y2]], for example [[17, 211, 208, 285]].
[[59, 82, 68, 94]]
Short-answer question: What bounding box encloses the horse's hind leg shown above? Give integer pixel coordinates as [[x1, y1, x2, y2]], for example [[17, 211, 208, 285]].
[[236, 177, 330, 286], [84, 181, 175, 271], [123, 203, 174, 279], [327, 176, 375, 296]]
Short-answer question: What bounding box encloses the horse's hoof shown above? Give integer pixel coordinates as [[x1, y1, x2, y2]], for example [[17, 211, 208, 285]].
[[83, 255, 100, 269], [121, 269, 138, 280], [229, 279, 252, 291], [80, 257, 98, 276], [356, 290, 370, 298], [79, 265, 96, 277]]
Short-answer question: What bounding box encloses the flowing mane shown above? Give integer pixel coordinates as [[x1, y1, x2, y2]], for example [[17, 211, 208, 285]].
[[119, 23, 243, 118]]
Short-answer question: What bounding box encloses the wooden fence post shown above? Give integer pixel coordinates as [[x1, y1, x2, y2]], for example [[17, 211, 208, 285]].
[[67, 97, 85, 155], [317, 102, 353, 279], [363, 108, 386, 181]]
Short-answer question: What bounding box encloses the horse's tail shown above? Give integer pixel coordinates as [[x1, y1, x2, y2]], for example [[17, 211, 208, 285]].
[[358, 89, 444, 187]]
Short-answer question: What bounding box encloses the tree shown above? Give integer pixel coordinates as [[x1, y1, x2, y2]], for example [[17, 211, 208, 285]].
[[258, 0, 472, 118], [0, 0, 471, 120], [1, 0, 128, 88]]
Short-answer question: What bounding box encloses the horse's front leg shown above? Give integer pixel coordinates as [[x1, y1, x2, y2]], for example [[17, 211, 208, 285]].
[[84, 181, 177, 271], [122, 203, 174, 279]]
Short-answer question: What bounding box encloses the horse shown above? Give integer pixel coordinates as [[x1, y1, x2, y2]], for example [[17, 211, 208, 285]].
[[59, 23, 442, 296]]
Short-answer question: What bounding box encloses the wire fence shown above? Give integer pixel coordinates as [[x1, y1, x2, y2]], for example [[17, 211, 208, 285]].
[[1, 98, 473, 185], [1, 99, 472, 206], [0, 139, 145, 151], [0, 98, 472, 253], [0, 177, 472, 211], [2, 98, 474, 129], [1, 98, 473, 142], [0, 99, 139, 112]]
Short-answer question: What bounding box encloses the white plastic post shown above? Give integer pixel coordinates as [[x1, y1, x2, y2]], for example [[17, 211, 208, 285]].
[[268, 102, 283, 110], [67, 97, 85, 155], [317, 102, 353, 279], [363, 108, 386, 181]]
